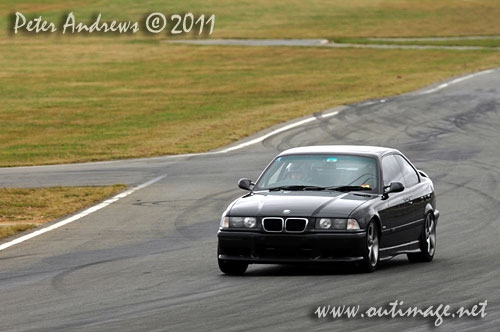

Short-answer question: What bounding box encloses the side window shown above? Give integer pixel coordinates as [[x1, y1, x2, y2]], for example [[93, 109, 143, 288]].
[[394, 155, 419, 188], [381, 155, 404, 186]]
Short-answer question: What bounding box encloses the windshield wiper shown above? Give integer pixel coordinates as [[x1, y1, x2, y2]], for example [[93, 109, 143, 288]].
[[303, 186, 327, 191], [268, 185, 325, 191], [323, 185, 372, 192], [267, 185, 371, 192]]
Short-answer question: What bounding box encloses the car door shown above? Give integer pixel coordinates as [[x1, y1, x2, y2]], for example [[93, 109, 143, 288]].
[[378, 154, 414, 248], [394, 154, 427, 243]]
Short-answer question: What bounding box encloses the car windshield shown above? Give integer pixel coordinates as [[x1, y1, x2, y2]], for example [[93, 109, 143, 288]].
[[254, 154, 378, 193]]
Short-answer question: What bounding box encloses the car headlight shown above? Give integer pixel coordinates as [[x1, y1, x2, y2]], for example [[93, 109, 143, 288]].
[[315, 218, 360, 230], [318, 218, 332, 229], [220, 216, 257, 229], [243, 217, 256, 228]]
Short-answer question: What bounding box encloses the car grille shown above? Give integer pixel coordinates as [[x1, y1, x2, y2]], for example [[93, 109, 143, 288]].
[[262, 217, 283, 232], [262, 217, 308, 233], [285, 218, 308, 232]]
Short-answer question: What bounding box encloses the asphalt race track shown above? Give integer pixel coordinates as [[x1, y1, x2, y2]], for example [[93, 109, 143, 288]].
[[1, 69, 500, 331]]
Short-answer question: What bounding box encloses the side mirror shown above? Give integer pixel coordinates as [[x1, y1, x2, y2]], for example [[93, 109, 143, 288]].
[[238, 178, 254, 191], [385, 182, 405, 194]]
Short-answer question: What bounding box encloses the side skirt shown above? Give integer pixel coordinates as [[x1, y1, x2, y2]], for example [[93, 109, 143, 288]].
[[379, 240, 420, 261]]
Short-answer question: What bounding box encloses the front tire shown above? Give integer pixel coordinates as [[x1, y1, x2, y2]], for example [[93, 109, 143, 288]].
[[360, 220, 379, 273], [408, 213, 436, 263]]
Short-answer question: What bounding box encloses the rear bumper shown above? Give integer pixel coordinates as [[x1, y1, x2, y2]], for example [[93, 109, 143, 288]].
[[217, 230, 366, 264]]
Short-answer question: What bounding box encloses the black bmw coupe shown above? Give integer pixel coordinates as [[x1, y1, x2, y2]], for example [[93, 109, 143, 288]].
[[217, 145, 439, 274]]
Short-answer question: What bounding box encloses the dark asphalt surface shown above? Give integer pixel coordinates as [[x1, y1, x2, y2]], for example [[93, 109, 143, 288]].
[[1, 69, 500, 331]]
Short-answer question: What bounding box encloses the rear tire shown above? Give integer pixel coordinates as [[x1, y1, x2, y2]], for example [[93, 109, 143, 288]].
[[218, 258, 248, 275], [408, 213, 436, 263], [360, 220, 379, 273]]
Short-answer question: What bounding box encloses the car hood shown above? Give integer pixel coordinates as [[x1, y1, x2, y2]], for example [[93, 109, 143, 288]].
[[229, 191, 374, 218]]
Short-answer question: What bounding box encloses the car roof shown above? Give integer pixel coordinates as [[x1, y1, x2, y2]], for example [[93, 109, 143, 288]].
[[277, 145, 400, 158]]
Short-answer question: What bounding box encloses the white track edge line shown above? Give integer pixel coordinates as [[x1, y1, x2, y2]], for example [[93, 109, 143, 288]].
[[419, 69, 495, 95], [218, 111, 339, 153], [0, 174, 167, 252]]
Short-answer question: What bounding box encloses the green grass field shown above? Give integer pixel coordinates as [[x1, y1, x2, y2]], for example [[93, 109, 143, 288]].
[[0, 185, 125, 239], [1, 1, 500, 166]]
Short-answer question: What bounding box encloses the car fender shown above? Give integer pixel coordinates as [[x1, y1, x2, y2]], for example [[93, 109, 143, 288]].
[[349, 203, 381, 233]]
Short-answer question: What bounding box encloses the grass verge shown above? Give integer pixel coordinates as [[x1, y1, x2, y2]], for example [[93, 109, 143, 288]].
[[0, 185, 126, 239]]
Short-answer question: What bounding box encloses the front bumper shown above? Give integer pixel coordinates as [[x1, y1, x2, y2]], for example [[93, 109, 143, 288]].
[[217, 230, 366, 264]]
